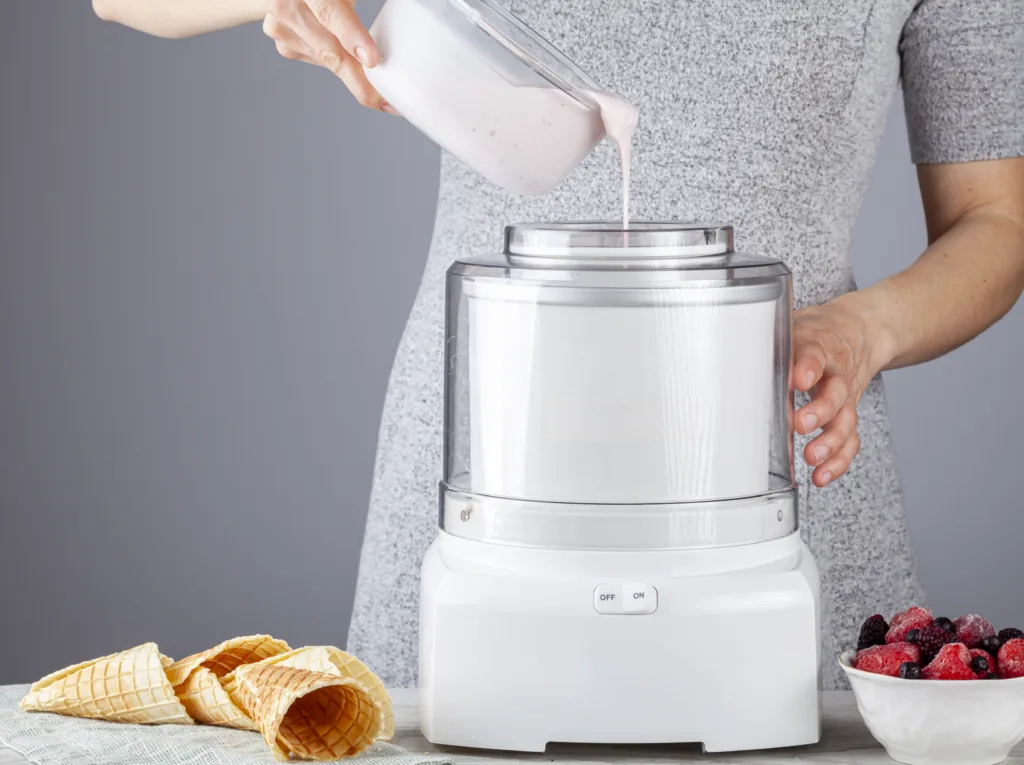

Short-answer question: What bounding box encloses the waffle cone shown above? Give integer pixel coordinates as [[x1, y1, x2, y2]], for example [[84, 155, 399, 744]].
[[221, 646, 393, 740], [232, 663, 381, 762], [174, 666, 258, 731], [165, 635, 289, 731], [20, 643, 192, 725], [166, 635, 291, 687]]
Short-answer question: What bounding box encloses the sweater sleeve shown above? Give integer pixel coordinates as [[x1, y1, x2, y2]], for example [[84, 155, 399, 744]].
[[900, 0, 1024, 165]]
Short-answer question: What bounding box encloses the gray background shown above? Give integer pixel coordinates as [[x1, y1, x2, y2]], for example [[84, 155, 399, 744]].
[[0, 4, 1021, 684]]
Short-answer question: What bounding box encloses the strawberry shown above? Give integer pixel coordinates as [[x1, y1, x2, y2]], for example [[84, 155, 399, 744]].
[[886, 606, 933, 644], [998, 638, 1024, 679], [922, 643, 975, 680], [855, 642, 921, 677], [952, 614, 996, 649]]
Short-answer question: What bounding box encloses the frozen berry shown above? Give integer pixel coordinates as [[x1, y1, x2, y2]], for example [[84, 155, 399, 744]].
[[898, 661, 922, 679], [856, 642, 921, 677], [985, 672, 999, 679], [998, 638, 1024, 679], [923, 643, 976, 680], [980, 635, 1003, 657], [857, 614, 890, 651], [917, 625, 955, 663], [886, 606, 933, 644], [953, 614, 996, 649], [933, 616, 955, 633], [970, 649, 998, 679], [999, 628, 1024, 643], [906, 628, 921, 644], [970, 656, 989, 674]]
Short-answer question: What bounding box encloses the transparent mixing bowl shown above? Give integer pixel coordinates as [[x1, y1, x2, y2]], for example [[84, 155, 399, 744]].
[[441, 222, 798, 551], [365, 0, 606, 195]]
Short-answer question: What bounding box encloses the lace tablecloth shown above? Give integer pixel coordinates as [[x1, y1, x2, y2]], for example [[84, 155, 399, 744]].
[[5, 687, 1024, 764], [0, 685, 449, 765]]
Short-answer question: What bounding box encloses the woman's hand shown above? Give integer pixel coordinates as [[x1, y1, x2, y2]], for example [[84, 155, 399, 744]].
[[262, 0, 397, 114], [792, 293, 895, 487]]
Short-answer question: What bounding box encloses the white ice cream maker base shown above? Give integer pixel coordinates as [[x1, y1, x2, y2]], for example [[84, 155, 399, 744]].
[[419, 222, 822, 753]]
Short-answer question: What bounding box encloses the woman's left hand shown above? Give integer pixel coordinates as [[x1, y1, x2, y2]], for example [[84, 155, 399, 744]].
[[792, 295, 892, 487]]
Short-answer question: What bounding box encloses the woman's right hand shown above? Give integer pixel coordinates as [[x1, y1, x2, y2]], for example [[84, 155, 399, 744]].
[[262, 0, 398, 114]]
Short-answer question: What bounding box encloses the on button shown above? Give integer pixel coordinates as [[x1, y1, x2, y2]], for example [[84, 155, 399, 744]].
[[621, 583, 658, 615]]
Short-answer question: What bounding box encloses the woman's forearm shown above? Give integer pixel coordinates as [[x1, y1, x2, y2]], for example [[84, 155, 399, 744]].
[[841, 159, 1024, 373], [93, 0, 266, 38]]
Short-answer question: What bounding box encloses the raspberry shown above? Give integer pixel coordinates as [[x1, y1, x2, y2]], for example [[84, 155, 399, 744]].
[[998, 638, 1024, 679], [953, 614, 996, 649], [999, 628, 1024, 643], [886, 606, 933, 644], [856, 642, 921, 677], [922, 643, 976, 680], [917, 625, 955, 663], [970, 649, 998, 679], [857, 614, 889, 651]]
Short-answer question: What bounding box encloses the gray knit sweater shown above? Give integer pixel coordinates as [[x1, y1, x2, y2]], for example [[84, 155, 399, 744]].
[[348, 0, 1024, 690]]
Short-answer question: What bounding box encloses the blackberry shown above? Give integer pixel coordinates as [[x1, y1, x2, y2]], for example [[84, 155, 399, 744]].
[[999, 628, 1024, 643], [898, 661, 922, 679], [917, 625, 955, 663], [857, 614, 889, 651], [980, 636, 1003, 656], [933, 616, 955, 633], [970, 656, 990, 674], [906, 628, 921, 644]]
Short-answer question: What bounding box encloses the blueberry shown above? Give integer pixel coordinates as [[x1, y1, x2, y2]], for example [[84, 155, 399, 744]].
[[985, 672, 999, 679], [933, 617, 955, 633], [980, 636, 1003, 656], [999, 628, 1024, 643], [905, 628, 921, 644], [898, 661, 922, 679], [970, 656, 990, 674]]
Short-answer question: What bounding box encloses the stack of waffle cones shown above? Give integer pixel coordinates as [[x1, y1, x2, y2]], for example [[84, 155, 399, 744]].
[[20, 636, 393, 762]]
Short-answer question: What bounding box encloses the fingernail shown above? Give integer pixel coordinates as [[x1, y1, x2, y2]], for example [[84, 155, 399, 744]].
[[805, 371, 815, 386], [355, 46, 372, 66], [819, 471, 832, 485], [803, 413, 818, 431], [813, 444, 829, 463], [382, 103, 400, 116]]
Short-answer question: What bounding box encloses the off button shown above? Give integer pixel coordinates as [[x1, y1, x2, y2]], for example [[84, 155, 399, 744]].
[[594, 583, 658, 615]]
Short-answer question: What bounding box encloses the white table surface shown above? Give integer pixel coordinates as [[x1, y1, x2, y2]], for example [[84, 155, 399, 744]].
[[2, 688, 1023, 764]]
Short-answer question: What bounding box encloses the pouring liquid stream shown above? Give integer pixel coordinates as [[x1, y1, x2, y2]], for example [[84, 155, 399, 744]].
[[591, 92, 639, 230]]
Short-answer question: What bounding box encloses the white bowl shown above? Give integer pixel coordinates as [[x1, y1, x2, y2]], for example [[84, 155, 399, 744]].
[[840, 650, 1024, 765]]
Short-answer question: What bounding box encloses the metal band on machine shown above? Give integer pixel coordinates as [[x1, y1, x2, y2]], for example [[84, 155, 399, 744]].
[[439, 483, 799, 551]]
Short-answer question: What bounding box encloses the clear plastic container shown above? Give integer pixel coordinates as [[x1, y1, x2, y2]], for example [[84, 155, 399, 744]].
[[441, 222, 797, 550], [364, 0, 607, 195]]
